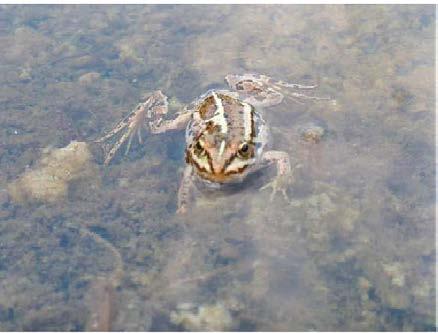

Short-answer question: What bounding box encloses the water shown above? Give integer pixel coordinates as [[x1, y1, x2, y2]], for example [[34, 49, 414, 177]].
[[0, 5, 435, 331]]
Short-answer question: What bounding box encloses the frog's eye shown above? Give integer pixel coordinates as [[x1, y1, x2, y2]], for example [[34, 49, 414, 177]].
[[237, 142, 252, 158], [194, 141, 206, 157]]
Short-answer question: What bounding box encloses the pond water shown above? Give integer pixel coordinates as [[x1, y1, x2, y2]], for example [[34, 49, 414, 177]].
[[0, 5, 435, 331]]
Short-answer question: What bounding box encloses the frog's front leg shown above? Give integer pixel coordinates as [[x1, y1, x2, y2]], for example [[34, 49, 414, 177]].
[[176, 165, 195, 214], [260, 150, 301, 202]]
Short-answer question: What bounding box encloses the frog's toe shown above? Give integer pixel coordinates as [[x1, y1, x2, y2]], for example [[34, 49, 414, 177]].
[[260, 175, 291, 202]]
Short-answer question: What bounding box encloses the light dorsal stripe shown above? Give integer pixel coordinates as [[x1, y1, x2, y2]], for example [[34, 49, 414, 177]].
[[211, 92, 228, 135], [242, 102, 253, 141], [219, 139, 226, 156]]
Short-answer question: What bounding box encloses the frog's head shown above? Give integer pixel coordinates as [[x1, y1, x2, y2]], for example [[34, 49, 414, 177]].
[[185, 92, 258, 183], [186, 133, 256, 183]]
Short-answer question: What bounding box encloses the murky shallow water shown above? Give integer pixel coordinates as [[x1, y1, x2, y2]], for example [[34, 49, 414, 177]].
[[0, 5, 435, 331]]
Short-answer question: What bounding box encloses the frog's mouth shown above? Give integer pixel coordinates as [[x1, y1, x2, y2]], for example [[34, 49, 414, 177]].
[[195, 166, 249, 184], [186, 140, 256, 183]]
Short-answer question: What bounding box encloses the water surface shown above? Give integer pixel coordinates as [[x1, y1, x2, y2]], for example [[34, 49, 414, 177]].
[[0, 5, 435, 331]]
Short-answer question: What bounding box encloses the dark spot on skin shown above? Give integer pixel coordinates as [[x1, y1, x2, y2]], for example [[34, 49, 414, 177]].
[[193, 141, 205, 157], [206, 121, 217, 133]]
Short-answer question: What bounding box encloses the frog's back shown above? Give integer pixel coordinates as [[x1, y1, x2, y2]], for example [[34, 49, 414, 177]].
[[186, 90, 268, 158]]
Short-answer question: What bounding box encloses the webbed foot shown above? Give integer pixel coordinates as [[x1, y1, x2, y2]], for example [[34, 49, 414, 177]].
[[225, 73, 333, 107], [260, 163, 303, 202], [96, 91, 168, 165], [260, 173, 292, 202]]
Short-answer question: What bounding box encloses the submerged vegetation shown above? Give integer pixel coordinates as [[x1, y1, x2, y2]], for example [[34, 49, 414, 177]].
[[0, 5, 435, 331]]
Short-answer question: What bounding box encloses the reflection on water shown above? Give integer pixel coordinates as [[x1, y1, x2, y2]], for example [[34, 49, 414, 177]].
[[0, 4, 435, 331]]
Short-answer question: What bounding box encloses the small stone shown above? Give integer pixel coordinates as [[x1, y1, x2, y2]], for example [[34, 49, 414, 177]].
[[72, 55, 100, 69], [382, 262, 406, 287], [0, 189, 9, 206], [18, 68, 32, 82], [219, 244, 240, 260], [170, 302, 232, 331], [78, 72, 101, 85], [358, 277, 371, 290], [300, 122, 326, 143]]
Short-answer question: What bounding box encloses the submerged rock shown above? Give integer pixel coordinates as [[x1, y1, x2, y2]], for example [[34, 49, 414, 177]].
[[8, 141, 97, 204], [299, 122, 326, 143], [78, 72, 101, 85], [170, 302, 232, 331]]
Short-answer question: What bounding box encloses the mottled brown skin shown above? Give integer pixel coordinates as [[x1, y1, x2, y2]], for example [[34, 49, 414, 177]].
[[186, 93, 256, 183]]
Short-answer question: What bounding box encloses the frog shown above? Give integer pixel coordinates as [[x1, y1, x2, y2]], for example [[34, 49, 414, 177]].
[[96, 74, 330, 214]]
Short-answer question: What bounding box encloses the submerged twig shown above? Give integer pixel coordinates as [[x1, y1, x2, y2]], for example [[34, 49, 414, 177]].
[[79, 227, 124, 288], [78, 227, 124, 331], [86, 277, 116, 332]]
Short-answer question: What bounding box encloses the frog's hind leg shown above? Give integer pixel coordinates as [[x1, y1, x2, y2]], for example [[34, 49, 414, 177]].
[[149, 106, 193, 134], [279, 88, 332, 104], [124, 130, 135, 156], [137, 125, 143, 144], [96, 91, 169, 165], [102, 130, 134, 165], [268, 77, 332, 104], [94, 108, 136, 144], [98, 105, 147, 165], [225, 73, 285, 107], [226, 73, 332, 107], [270, 79, 317, 90]]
